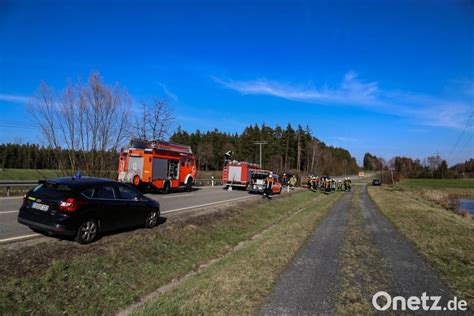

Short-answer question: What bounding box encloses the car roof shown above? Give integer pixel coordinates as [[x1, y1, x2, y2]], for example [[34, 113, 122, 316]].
[[44, 177, 118, 190]]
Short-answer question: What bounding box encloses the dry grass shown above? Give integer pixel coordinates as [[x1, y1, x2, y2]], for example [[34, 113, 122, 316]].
[[136, 192, 342, 315], [0, 191, 327, 314], [335, 187, 390, 315], [368, 186, 474, 307]]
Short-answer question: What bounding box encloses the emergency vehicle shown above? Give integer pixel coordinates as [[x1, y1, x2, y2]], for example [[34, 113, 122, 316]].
[[222, 161, 262, 189], [118, 139, 196, 193], [248, 171, 283, 194]]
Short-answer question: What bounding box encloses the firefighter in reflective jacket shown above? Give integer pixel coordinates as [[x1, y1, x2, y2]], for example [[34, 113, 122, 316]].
[[263, 173, 274, 199]]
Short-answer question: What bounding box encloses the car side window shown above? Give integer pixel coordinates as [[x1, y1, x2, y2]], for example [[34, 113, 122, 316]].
[[94, 186, 116, 199], [118, 185, 140, 200], [82, 187, 95, 198]]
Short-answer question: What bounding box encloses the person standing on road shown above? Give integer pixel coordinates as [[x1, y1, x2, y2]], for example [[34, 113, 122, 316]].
[[263, 173, 274, 199], [289, 175, 297, 190], [347, 177, 352, 191]]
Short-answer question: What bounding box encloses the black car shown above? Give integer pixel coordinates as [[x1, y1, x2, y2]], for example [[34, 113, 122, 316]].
[[372, 179, 382, 186], [18, 177, 160, 244]]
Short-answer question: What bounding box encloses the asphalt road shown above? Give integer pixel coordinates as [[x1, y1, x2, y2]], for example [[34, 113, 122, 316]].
[[0, 186, 259, 243]]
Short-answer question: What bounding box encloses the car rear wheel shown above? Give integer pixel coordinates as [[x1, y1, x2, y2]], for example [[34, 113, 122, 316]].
[[145, 210, 159, 228], [76, 219, 98, 244]]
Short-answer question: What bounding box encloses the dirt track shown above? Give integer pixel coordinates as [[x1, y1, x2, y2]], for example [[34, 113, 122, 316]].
[[261, 185, 452, 314]]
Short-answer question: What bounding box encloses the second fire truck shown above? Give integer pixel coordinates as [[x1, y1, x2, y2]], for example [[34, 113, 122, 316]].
[[118, 139, 196, 193]]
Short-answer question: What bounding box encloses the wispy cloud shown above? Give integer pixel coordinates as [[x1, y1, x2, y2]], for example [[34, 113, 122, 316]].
[[213, 72, 473, 130], [331, 136, 359, 144], [213, 71, 383, 108], [0, 93, 31, 104], [157, 82, 178, 101]]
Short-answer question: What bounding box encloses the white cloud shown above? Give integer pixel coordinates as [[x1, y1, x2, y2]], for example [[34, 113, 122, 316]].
[[331, 136, 359, 144], [157, 82, 178, 101], [0, 93, 31, 104], [212, 71, 382, 108], [213, 72, 473, 130]]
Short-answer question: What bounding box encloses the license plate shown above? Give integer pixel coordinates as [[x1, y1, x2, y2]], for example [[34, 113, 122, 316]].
[[32, 202, 49, 212]]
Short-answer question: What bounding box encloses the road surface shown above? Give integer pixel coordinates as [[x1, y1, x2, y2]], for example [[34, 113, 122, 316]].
[[0, 186, 260, 243]]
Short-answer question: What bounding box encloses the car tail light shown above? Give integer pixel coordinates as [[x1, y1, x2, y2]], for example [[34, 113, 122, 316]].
[[60, 198, 87, 212]]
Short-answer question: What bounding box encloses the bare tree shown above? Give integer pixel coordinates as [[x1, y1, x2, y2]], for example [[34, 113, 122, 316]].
[[28, 72, 131, 177], [134, 98, 174, 140]]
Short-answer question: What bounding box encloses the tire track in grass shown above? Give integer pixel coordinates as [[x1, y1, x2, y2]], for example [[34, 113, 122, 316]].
[[335, 186, 390, 314], [133, 192, 343, 315], [260, 191, 352, 315], [116, 193, 330, 315]]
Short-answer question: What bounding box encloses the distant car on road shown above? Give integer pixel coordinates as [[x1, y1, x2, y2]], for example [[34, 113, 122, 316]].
[[18, 177, 160, 244], [372, 179, 382, 186]]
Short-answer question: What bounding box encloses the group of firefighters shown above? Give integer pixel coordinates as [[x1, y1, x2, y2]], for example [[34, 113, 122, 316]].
[[260, 173, 352, 199], [307, 176, 352, 193]]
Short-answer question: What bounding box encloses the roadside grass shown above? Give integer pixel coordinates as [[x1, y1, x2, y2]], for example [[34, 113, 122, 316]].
[[0, 168, 66, 180], [394, 179, 474, 218], [0, 191, 330, 315], [0, 169, 220, 196], [335, 187, 390, 315], [399, 178, 474, 189], [0, 168, 222, 181], [368, 186, 474, 306], [136, 192, 341, 315], [196, 170, 221, 179]]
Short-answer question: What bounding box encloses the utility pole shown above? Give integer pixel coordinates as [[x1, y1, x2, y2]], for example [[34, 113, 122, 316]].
[[254, 141, 268, 168]]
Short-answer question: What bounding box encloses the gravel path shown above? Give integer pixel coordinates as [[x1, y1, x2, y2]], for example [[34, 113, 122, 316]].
[[260, 191, 352, 315], [261, 185, 454, 315], [359, 186, 453, 302]]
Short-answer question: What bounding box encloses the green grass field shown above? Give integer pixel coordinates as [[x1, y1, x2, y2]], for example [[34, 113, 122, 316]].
[[0, 169, 64, 180], [399, 178, 474, 189], [0, 168, 222, 181]]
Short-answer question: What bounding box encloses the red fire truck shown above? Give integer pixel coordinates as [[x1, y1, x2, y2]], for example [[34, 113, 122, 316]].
[[222, 161, 262, 189], [118, 139, 196, 193]]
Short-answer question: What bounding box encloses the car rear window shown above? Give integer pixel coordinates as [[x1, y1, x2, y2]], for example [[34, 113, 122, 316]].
[[32, 182, 72, 199]]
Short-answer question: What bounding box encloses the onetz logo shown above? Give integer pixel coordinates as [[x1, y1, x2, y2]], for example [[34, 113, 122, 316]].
[[372, 291, 468, 312]]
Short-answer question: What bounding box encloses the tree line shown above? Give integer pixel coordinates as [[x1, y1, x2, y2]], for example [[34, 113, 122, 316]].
[[171, 123, 359, 176], [363, 152, 473, 179], [1, 123, 360, 177], [6, 71, 359, 177]]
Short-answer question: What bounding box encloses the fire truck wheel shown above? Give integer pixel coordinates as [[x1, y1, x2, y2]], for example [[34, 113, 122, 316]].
[[185, 179, 193, 192], [132, 175, 140, 186], [162, 182, 170, 194]]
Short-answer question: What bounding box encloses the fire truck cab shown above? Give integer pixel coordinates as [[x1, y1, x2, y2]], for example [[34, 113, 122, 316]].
[[118, 139, 196, 193]]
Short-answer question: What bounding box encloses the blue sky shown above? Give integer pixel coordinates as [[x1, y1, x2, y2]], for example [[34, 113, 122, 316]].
[[0, 0, 473, 166]]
